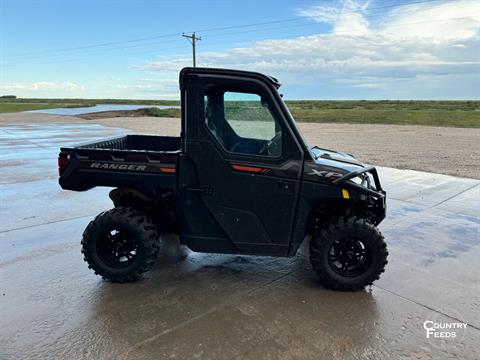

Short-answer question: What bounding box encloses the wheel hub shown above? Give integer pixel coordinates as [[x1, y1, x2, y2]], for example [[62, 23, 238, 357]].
[[328, 237, 372, 277], [97, 228, 138, 268]]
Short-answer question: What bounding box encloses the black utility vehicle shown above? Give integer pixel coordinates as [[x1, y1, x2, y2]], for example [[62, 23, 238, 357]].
[[59, 67, 388, 291]]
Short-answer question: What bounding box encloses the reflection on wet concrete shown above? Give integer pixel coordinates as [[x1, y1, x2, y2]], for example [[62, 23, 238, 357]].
[[1, 122, 479, 359]]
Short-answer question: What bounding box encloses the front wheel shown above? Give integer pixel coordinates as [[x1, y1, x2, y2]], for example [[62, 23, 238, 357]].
[[310, 216, 388, 291], [81, 207, 160, 282]]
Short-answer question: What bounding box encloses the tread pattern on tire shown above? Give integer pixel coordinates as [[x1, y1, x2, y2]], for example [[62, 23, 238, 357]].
[[81, 206, 160, 282], [310, 216, 388, 291]]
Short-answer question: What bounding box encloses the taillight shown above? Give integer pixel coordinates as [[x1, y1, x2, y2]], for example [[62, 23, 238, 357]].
[[58, 155, 69, 176]]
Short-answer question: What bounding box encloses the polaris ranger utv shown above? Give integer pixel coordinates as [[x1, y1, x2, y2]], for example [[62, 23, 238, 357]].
[[58, 67, 388, 291]]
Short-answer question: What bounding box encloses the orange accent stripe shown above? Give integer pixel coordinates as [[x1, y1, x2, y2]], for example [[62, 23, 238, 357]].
[[231, 164, 268, 173], [160, 167, 176, 173]]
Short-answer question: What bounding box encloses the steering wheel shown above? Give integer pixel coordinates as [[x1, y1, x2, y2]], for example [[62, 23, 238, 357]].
[[259, 132, 281, 156]]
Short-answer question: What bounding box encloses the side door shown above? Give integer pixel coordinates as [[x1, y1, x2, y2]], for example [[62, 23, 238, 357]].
[[181, 74, 304, 256]]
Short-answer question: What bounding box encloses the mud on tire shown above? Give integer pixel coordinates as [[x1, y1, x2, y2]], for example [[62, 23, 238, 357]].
[[310, 216, 388, 291], [81, 207, 160, 282]]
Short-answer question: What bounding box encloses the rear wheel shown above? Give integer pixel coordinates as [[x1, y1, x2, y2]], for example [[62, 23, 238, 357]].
[[81, 207, 160, 282], [310, 216, 388, 291]]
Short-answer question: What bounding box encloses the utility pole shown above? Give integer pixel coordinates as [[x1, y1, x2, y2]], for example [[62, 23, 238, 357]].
[[182, 32, 202, 67]]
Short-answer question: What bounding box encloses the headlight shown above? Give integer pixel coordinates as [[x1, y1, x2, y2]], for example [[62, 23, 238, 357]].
[[349, 172, 377, 191]]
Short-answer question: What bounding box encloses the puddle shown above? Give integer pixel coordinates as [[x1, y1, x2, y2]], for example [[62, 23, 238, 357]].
[[26, 104, 180, 116]]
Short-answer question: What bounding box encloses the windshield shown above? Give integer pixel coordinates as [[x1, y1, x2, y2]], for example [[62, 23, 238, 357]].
[[277, 94, 314, 159]]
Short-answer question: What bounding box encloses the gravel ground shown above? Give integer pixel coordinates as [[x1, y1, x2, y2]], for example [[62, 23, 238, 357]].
[[1, 112, 479, 179]]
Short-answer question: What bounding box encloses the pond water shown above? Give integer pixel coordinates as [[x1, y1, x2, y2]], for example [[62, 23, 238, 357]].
[[27, 104, 179, 116]]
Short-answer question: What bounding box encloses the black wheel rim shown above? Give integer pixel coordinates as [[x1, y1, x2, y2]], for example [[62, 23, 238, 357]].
[[97, 228, 139, 268], [327, 237, 372, 277]]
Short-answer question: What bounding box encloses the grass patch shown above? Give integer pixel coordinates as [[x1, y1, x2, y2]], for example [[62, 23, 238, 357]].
[[0, 102, 95, 113], [285, 100, 480, 111], [143, 107, 181, 118], [285, 100, 480, 128], [287, 108, 480, 128]]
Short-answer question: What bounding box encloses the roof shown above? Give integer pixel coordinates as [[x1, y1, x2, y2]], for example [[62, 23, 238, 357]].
[[180, 67, 281, 88]]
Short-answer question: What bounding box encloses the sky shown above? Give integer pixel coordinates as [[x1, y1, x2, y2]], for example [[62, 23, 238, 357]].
[[0, 0, 479, 100]]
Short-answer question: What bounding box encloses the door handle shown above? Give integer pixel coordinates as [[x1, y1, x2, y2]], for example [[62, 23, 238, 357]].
[[184, 186, 214, 195], [277, 181, 292, 192]]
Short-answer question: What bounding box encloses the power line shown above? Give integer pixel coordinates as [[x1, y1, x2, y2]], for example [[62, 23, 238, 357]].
[[6, 0, 451, 59], [4, 15, 475, 69], [8, 0, 474, 62], [199, 6, 476, 42], [192, 0, 449, 33], [191, 16, 479, 51], [8, 32, 182, 58], [7, 37, 182, 61], [3, 45, 188, 68]]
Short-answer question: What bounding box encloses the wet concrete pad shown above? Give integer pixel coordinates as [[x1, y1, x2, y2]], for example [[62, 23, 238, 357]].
[[0, 179, 111, 232], [436, 184, 480, 217], [1, 121, 479, 359], [378, 167, 479, 206]]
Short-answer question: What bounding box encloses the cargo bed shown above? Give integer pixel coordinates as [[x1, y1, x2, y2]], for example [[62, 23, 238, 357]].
[[58, 135, 180, 193], [76, 135, 181, 152]]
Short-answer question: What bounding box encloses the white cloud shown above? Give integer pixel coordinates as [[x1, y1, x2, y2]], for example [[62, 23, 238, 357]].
[[115, 84, 159, 90], [112, 78, 179, 99], [298, 0, 372, 36], [297, 4, 342, 23], [353, 82, 385, 89], [0, 81, 84, 92], [379, 1, 480, 41], [134, 0, 480, 99]]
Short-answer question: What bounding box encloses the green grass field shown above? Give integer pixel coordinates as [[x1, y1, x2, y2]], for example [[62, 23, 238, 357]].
[[0, 102, 97, 113], [1, 98, 478, 128], [286, 100, 480, 128]]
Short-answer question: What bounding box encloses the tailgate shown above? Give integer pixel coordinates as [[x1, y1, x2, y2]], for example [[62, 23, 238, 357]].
[[58, 147, 179, 192]]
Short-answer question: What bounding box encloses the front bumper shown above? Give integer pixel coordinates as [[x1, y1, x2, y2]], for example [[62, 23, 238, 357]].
[[334, 166, 387, 224], [333, 166, 383, 194]]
